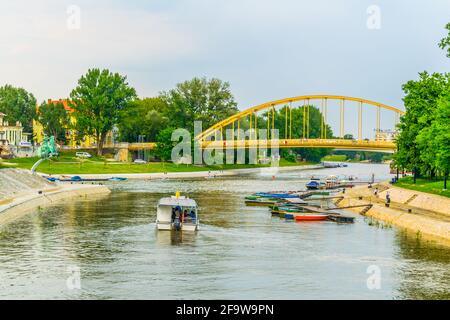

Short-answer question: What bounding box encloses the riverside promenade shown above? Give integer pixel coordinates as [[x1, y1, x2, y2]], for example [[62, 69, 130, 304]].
[[336, 183, 450, 246], [35, 164, 323, 180], [0, 169, 110, 225]]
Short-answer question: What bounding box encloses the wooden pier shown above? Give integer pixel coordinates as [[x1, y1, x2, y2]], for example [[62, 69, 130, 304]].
[[327, 214, 355, 223]]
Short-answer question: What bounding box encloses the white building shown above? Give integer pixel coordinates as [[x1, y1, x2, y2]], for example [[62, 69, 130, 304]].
[[375, 129, 398, 142], [0, 112, 30, 146]]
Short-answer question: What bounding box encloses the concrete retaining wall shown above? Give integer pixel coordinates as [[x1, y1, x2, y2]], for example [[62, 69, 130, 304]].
[[0, 169, 111, 225], [337, 185, 450, 247]]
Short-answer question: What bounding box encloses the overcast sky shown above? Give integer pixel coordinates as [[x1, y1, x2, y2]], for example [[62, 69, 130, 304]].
[[0, 0, 449, 138]]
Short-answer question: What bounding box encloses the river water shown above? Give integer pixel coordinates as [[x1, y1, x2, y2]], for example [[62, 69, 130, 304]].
[[0, 163, 449, 299]]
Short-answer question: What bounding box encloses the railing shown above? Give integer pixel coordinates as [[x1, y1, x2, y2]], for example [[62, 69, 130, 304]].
[[199, 138, 396, 151]]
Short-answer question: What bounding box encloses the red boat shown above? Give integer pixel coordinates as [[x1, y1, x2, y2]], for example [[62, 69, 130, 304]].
[[294, 214, 328, 222]]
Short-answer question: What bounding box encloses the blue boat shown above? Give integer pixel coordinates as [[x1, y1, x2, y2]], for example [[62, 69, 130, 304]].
[[255, 193, 299, 199], [109, 177, 128, 181], [306, 180, 324, 190]]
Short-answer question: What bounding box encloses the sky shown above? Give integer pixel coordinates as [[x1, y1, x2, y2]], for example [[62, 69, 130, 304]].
[[0, 0, 449, 138]]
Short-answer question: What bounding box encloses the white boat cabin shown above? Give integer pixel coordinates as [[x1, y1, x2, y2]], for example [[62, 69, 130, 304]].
[[156, 195, 199, 232]]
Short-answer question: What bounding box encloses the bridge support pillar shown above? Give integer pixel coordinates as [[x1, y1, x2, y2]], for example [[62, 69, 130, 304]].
[[116, 148, 129, 162]]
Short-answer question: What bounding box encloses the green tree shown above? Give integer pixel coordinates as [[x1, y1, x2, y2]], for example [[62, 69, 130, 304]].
[[343, 134, 354, 140], [421, 92, 450, 189], [0, 85, 37, 133], [70, 69, 137, 155], [37, 101, 70, 143], [258, 105, 334, 162], [161, 77, 239, 132], [155, 127, 177, 161], [439, 22, 450, 58], [118, 97, 169, 142], [434, 94, 450, 189], [394, 72, 449, 182]]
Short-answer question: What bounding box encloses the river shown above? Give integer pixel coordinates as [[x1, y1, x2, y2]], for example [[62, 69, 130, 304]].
[[0, 163, 449, 299]]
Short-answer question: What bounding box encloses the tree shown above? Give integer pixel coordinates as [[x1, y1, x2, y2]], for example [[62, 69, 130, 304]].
[[37, 101, 70, 143], [259, 105, 334, 162], [70, 69, 137, 155], [439, 22, 450, 58], [0, 85, 36, 133], [161, 77, 239, 132], [155, 127, 177, 162], [429, 93, 450, 189], [343, 134, 354, 140], [394, 72, 449, 182], [118, 97, 169, 142]]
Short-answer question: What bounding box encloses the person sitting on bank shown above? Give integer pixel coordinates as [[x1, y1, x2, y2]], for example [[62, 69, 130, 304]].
[[385, 191, 391, 207]]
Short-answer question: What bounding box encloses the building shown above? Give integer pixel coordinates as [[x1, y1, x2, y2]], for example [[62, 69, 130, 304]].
[[0, 112, 33, 157], [0, 112, 30, 146], [375, 129, 398, 142], [33, 99, 115, 149]]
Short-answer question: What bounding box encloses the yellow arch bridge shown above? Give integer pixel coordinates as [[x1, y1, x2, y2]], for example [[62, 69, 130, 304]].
[[195, 95, 404, 153], [103, 94, 403, 156]]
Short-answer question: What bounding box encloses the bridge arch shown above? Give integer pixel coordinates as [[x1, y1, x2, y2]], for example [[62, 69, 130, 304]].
[[195, 94, 404, 142]]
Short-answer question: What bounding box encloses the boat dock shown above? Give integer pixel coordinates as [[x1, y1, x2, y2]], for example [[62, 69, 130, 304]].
[[327, 214, 355, 223]]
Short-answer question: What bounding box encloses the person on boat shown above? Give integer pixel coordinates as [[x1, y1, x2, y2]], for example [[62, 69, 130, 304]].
[[174, 206, 182, 222], [171, 208, 176, 222], [188, 210, 196, 222], [182, 209, 188, 222]]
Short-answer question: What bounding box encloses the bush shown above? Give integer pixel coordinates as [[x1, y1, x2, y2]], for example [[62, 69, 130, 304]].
[[284, 154, 296, 162]]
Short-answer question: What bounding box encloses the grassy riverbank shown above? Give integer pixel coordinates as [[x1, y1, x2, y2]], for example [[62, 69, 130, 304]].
[[321, 155, 347, 162], [395, 177, 450, 199], [0, 154, 314, 174]]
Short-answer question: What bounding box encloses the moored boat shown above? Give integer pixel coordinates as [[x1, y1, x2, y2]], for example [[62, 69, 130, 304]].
[[294, 214, 328, 221], [245, 198, 279, 206], [306, 178, 325, 190]]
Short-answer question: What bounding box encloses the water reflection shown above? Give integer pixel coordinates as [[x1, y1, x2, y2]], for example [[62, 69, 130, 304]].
[[393, 232, 450, 299], [0, 163, 448, 299], [155, 229, 198, 247]]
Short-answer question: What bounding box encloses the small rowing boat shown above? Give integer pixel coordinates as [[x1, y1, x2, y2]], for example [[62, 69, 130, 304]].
[[254, 193, 300, 199], [245, 199, 279, 206], [294, 214, 328, 222]]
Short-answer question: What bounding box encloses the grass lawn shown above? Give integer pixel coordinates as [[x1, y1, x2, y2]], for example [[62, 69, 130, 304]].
[[395, 176, 450, 198], [322, 154, 347, 162], [0, 154, 315, 175]]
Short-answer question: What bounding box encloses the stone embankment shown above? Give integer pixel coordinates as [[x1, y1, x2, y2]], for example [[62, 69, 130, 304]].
[[0, 169, 110, 225], [336, 183, 450, 246]]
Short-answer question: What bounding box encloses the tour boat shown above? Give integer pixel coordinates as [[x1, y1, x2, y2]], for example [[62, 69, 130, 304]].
[[294, 214, 328, 222], [156, 193, 199, 232]]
